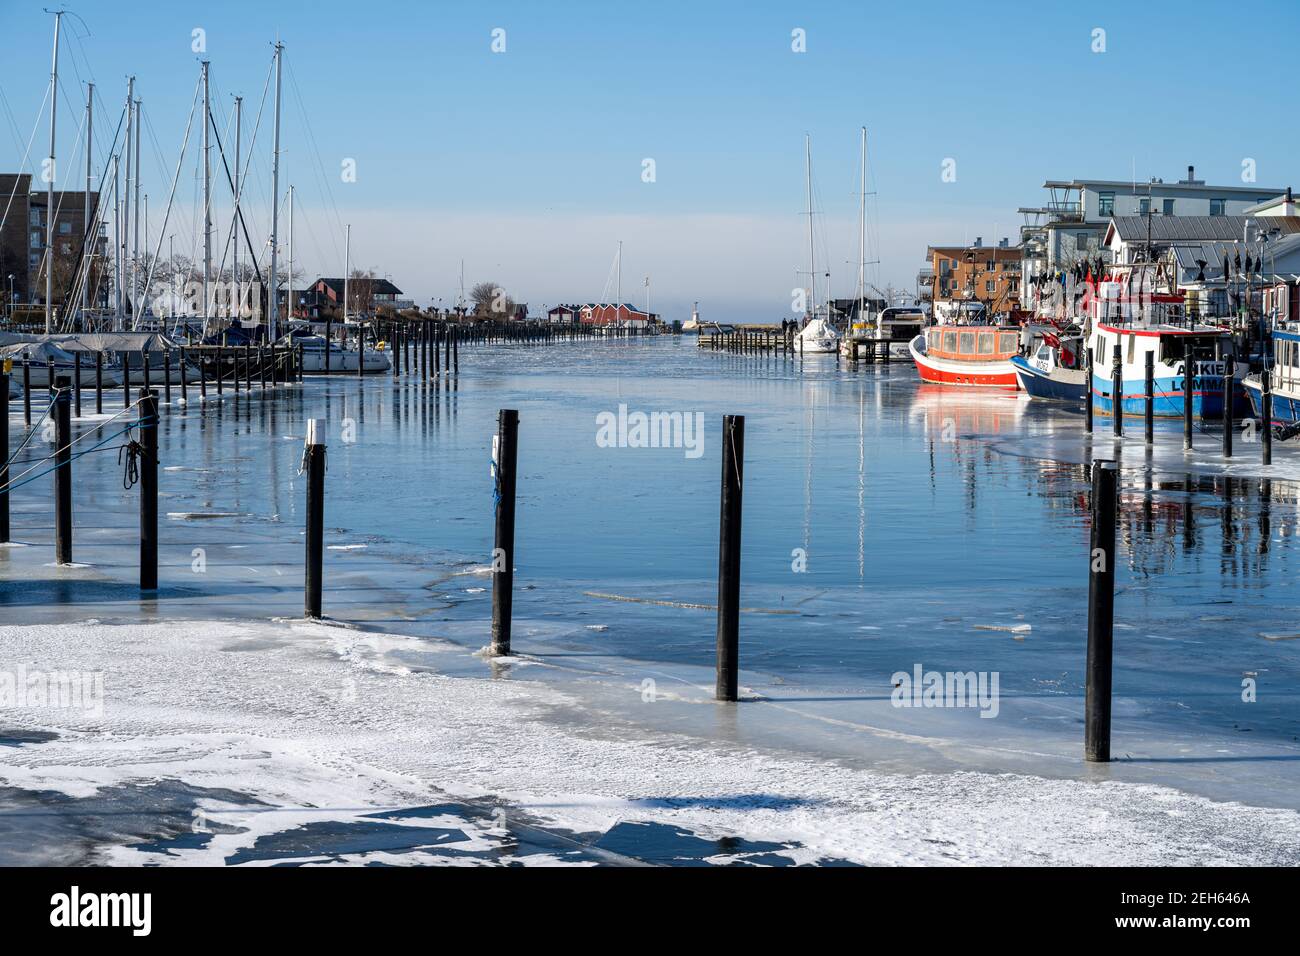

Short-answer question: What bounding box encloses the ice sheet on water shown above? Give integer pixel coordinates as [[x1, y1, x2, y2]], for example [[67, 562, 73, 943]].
[[1, 618, 1299, 866]]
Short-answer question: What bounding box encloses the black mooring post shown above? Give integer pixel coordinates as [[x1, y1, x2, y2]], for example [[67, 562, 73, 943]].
[[198, 348, 207, 399], [716, 414, 745, 702], [22, 358, 31, 427], [1111, 343, 1123, 437], [1183, 352, 1194, 450], [142, 351, 151, 394], [122, 352, 132, 408], [73, 352, 82, 418], [53, 375, 73, 565], [0, 371, 9, 543], [490, 408, 520, 656], [246, 341, 253, 391], [1262, 371, 1273, 466], [324, 321, 332, 376], [454, 325, 460, 374], [1143, 350, 1154, 444], [1084, 345, 1093, 434], [358, 325, 365, 381], [1085, 458, 1117, 762], [164, 350, 173, 405], [304, 419, 326, 619], [179, 348, 188, 403], [216, 347, 224, 395], [95, 352, 103, 414], [1222, 348, 1234, 459], [139, 388, 158, 591]]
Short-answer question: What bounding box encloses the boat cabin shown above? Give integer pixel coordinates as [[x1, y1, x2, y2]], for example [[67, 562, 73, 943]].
[[925, 326, 1019, 362]]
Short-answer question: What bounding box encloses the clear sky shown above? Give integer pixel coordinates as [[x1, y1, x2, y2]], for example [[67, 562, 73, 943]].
[[3, 0, 1298, 322]]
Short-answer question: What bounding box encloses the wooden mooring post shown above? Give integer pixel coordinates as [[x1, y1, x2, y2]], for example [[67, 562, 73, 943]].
[[22, 358, 31, 427], [304, 419, 326, 619], [1084, 348, 1093, 434], [1143, 351, 1154, 444], [0, 370, 9, 543], [1085, 458, 1117, 762], [490, 408, 519, 656], [716, 414, 744, 702], [1222, 347, 1233, 459], [95, 352, 103, 414], [53, 375, 73, 565], [1262, 372, 1273, 466], [139, 388, 158, 591], [1111, 343, 1123, 438], [1183, 356, 1194, 450]]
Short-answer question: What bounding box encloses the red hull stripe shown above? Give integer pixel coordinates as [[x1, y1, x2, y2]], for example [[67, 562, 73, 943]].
[[914, 360, 1019, 389]]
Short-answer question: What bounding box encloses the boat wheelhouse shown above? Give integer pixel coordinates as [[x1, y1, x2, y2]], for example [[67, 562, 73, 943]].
[[909, 325, 1021, 389], [1086, 323, 1248, 419]]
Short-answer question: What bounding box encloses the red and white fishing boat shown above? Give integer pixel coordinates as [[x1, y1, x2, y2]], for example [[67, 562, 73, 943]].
[[908, 325, 1021, 389]]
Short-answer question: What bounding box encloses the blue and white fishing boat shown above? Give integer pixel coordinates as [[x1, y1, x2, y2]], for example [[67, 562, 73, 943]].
[[1244, 328, 1300, 424], [1086, 322, 1248, 419], [1011, 329, 1087, 402]]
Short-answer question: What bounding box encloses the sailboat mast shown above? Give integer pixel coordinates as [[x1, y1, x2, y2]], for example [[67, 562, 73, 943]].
[[81, 82, 92, 322], [45, 10, 61, 333], [287, 184, 294, 321], [858, 126, 866, 322], [122, 76, 132, 324], [112, 155, 121, 327], [805, 134, 815, 318], [343, 224, 350, 325], [617, 240, 622, 322], [232, 94, 242, 317], [269, 42, 283, 340], [201, 61, 211, 321], [132, 97, 141, 326]]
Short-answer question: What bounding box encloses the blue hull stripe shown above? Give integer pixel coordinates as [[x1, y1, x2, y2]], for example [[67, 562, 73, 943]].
[[1089, 374, 1249, 418]]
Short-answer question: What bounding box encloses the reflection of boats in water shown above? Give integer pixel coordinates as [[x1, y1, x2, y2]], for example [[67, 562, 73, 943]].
[[908, 382, 1026, 437], [909, 325, 1021, 389]]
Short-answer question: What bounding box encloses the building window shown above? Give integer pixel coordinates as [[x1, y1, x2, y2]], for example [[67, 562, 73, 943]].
[[984, 280, 994, 293], [1163, 199, 1174, 215], [1209, 198, 1226, 216], [1076, 233, 1090, 250], [30, 230, 41, 248], [1139, 198, 1150, 215], [58, 221, 71, 235], [29, 209, 40, 225], [1098, 191, 1115, 216]]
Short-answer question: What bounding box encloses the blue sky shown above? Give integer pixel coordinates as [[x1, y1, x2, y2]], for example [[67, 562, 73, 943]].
[[3, 0, 1298, 320]]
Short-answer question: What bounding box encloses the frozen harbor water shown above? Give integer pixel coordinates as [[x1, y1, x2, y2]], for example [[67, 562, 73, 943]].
[[2, 337, 1299, 865]]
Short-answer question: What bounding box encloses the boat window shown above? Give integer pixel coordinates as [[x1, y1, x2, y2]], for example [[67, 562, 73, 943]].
[[943, 331, 957, 352], [1126, 332, 1136, 364], [959, 332, 974, 354], [1037, 346, 1050, 361], [978, 332, 994, 354], [999, 332, 1017, 353]]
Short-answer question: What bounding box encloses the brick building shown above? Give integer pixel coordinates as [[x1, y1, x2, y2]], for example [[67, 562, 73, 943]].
[[0, 173, 104, 308], [927, 239, 1021, 320]]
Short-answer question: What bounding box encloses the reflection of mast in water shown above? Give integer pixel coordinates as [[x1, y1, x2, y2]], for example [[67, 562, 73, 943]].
[[803, 393, 814, 559], [857, 380, 865, 581]]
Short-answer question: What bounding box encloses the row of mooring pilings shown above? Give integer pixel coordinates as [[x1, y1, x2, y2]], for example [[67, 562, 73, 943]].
[[298, 405, 747, 702], [7, 344, 304, 428], [699, 327, 796, 355], [1083, 339, 1279, 466], [0, 377, 1173, 758], [0, 373, 159, 587]]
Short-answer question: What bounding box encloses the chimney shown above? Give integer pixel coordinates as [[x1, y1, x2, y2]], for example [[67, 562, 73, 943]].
[[1288, 186, 1293, 203], [998, 237, 1009, 248], [1188, 164, 1194, 182], [973, 236, 982, 248]]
